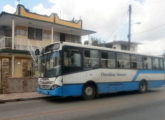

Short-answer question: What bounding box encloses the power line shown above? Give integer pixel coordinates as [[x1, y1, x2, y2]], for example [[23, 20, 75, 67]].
[[132, 23, 165, 35]]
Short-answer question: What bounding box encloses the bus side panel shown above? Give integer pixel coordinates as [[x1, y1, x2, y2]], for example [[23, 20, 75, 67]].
[[147, 80, 165, 88], [136, 70, 165, 88], [62, 84, 83, 97], [98, 81, 139, 94]]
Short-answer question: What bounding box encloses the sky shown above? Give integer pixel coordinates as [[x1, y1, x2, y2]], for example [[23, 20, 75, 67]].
[[0, 0, 165, 55]]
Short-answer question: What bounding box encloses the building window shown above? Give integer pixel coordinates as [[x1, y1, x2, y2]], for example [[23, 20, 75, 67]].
[[28, 27, 42, 40], [121, 45, 128, 50], [60, 33, 65, 42]]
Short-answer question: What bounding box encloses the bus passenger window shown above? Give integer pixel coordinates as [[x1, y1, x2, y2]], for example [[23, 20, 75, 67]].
[[130, 55, 137, 69], [64, 51, 81, 67], [159, 59, 164, 70], [101, 52, 108, 68], [137, 56, 143, 69], [152, 58, 159, 70], [91, 50, 99, 68], [84, 50, 99, 68], [108, 52, 116, 68], [117, 53, 130, 69], [84, 50, 91, 67], [143, 57, 152, 69]]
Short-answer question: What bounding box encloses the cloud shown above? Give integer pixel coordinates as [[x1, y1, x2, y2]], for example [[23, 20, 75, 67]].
[[138, 39, 165, 55], [31, 0, 165, 55], [33, 0, 132, 40], [2, 4, 16, 14], [32, 2, 62, 16], [32, 3, 51, 15]]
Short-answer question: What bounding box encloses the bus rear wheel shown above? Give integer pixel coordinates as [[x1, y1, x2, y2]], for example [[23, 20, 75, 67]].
[[139, 81, 148, 93], [82, 84, 96, 100]]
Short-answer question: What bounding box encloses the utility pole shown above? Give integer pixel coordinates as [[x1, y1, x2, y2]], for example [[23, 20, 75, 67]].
[[128, 4, 132, 51]]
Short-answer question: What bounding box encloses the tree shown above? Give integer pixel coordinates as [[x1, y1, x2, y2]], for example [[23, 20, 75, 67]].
[[84, 37, 105, 47]]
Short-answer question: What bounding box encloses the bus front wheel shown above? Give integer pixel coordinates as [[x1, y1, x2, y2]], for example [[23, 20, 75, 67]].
[[139, 81, 148, 93], [82, 84, 96, 100]]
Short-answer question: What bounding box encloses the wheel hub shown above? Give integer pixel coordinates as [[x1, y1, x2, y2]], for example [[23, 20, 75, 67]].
[[85, 87, 93, 96]]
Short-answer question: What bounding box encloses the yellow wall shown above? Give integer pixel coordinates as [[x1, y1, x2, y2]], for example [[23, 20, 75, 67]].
[[18, 5, 82, 29], [20, 6, 54, 23], [55, 16, 82, 29], [15, 35, 51, 48], [15, 26, 60, 48]]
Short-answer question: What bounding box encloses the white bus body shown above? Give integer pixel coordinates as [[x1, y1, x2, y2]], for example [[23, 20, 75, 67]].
[[37, 42, 165, 99]]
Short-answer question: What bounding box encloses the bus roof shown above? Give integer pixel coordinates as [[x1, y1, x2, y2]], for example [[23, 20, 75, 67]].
[[48, 42, 164, 58]]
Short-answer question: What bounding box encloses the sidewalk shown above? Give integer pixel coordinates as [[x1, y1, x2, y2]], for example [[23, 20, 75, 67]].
[[0, 92, 49, 103]]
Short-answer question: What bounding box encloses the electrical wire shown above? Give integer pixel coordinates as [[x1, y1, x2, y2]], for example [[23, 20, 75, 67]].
[[132, 23, 165, 35]]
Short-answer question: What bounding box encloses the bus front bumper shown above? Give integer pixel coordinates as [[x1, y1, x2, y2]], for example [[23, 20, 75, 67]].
[[37, 84, 83, 97], [37, 87, 63, 96]]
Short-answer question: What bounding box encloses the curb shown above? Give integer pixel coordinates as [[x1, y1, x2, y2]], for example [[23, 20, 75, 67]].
[[0, 96, 51, 104]]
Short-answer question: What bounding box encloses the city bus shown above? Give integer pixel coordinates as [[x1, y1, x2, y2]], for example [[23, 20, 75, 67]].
[[36, 42, 165, 99]]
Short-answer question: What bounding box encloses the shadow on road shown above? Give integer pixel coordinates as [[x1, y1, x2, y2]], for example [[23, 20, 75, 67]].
[[44, 89, 163, 104]]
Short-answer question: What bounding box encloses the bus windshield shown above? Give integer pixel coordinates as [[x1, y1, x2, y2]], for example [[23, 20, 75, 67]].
[[39, 51, 61, 78]]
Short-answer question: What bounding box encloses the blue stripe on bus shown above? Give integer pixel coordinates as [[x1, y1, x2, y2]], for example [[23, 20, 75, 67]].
[[132, 70, 165, 81], [37, 80, 165, 97], [37, 84, 83, 97]]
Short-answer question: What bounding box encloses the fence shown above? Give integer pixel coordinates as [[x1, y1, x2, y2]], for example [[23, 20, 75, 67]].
[[4, 78, 38, 93]]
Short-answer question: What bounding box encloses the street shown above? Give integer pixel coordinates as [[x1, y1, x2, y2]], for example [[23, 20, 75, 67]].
[[1, 87, 165, 120]]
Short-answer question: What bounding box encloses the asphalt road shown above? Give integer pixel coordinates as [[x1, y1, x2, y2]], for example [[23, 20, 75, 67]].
[[1, 87, 165, 120]]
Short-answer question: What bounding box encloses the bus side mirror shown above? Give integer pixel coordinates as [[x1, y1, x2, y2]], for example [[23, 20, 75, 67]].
[[35, 49, 40, 55]]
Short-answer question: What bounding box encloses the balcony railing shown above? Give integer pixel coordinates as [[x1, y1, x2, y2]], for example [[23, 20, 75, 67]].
[[0, 36, 40, 51], [0, 36, 12, 49], [0, 36, 41, 62]]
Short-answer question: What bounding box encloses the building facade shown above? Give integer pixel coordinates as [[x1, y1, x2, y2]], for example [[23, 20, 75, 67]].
[[0, 4, 95, 92], [103, 41, 139, 52]]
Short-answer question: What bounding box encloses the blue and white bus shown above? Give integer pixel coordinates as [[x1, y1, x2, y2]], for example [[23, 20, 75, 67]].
[[36, 42, 165, 99]]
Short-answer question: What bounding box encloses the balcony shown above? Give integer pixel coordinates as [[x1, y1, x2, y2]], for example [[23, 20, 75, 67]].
[[0, 36, 40, 51]]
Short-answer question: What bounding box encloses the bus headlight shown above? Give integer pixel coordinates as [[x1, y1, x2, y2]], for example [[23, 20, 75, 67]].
[[51, 85, 58, 90]]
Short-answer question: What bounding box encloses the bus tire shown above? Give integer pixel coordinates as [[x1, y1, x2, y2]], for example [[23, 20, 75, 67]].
[[139, 80, 148, 93], [82, 84, 96, 100]]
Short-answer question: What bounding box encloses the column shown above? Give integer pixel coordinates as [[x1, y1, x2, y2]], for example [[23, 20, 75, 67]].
[[11, 55, 15, 77], [12, 19, 15, 49], [88, 35, 92, 45], [51, 26, 54, 44]]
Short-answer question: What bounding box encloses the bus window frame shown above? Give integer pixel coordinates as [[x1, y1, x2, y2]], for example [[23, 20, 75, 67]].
[[100, 50, 117, 69], [83, 48, 101, 70], [116, 52, 131, 69], [61, 45, 164, 75], [62, 46, 83, 75]]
